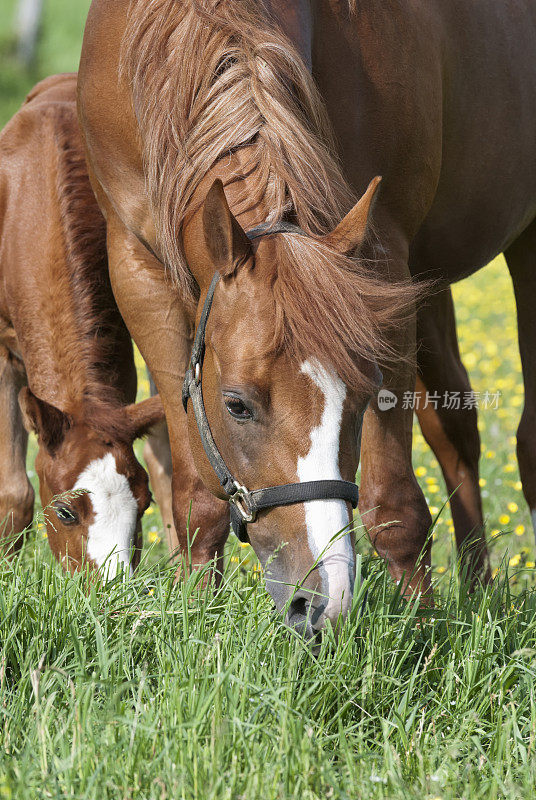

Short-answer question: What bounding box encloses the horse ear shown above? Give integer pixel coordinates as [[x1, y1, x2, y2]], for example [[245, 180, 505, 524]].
[[18, 387, 71, 452], [124, 395, 165, 440], [323, 176, 382, 255], [202, 179, 252, 276]]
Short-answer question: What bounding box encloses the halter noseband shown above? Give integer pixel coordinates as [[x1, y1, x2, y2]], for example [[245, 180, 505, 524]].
[[182, 222, 359, 543]]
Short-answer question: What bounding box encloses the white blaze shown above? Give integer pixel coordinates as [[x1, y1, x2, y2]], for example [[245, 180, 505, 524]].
[[297, 360, 354, 624], [74, 452, 138, 578]]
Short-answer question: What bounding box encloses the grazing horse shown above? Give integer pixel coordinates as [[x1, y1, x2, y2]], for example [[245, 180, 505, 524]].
[[79, 0, 413, 634], [0, 74, 164, 574], [78, 0, 536, 629]]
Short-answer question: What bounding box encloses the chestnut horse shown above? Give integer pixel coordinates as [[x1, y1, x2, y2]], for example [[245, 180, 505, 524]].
[[78, 0, 536, 630], [0, 74, 164, 574]]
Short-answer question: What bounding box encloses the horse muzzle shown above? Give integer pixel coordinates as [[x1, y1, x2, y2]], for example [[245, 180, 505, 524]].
[[266, 546, 355, 640]]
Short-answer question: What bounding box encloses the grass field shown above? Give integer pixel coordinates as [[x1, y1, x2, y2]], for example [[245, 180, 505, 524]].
[[1, 3, 535, 798]]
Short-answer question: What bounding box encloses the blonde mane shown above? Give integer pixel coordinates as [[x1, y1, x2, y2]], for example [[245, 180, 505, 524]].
[[122, 0, 356, 300], [122, 0, 416, 392]]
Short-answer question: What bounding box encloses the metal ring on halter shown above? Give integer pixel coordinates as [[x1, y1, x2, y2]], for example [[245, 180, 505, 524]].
[[228, 482, 257, 523]]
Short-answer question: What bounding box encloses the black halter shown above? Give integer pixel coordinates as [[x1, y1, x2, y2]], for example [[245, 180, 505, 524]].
[[182, 222, 359, 543]]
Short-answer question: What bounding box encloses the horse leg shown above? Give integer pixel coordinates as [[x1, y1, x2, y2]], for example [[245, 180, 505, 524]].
[[505, 221, 536, 542], [105, 211, 229, 576], [359, 256, 432, 596], [143, 371, 178, 555], [0, 346, 34, 554], [415, 288, 490, 583], [360, 386, 432, 595]]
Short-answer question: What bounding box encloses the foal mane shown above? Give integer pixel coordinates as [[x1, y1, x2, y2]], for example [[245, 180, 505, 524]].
[[34, 99, 133, 436], [123, 0, 416, 392]]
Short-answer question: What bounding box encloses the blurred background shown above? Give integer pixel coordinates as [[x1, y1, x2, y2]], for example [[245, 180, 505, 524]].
[[0, 0, 90, 123], [0, 0, 530, 579]]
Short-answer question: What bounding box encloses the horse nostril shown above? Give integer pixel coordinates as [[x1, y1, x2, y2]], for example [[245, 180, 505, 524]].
[[286, 595, 316, 639], [288, 595, 308, 622]]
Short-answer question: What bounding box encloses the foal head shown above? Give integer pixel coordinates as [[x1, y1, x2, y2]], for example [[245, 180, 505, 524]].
[[19, 390, 164, 576], [183, 178, 409, 636]]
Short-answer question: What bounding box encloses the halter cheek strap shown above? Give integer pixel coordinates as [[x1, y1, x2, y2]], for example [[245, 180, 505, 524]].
[[182, 222, 359, 543]]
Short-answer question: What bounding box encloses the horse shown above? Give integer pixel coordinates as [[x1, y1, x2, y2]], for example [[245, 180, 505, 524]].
[[78, 0, 536, 632], [0, 74, 165, 575]]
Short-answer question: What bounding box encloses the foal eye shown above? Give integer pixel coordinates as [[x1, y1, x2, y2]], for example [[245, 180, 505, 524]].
[[54, 504, 78, 525], [224, 395, 252, 421]]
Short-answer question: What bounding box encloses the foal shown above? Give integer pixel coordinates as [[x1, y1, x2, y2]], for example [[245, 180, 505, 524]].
[[0, 74, 164, 574]]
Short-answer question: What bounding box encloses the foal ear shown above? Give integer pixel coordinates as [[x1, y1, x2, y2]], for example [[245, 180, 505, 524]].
[[124, 395, 165, 440], [323, 176, 382, 255], [202, 179, 252, 276], [18, 387, 71, 452]]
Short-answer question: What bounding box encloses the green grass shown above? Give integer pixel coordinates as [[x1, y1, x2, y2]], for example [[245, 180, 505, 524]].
[[1, 3, 535, 798], [2, 540, 536, 799]]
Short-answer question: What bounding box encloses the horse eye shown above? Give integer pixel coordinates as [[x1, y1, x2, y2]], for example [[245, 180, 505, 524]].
[[224, 395, 252, 421], [54, 504, 78, 525]]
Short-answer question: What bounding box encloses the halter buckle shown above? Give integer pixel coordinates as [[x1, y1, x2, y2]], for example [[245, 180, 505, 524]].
[[229, 481, 257, 523]]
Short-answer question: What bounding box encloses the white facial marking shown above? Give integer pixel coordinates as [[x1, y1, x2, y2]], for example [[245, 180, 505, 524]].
[[74, 452, 138, 578], [297, 360, 354, 625]]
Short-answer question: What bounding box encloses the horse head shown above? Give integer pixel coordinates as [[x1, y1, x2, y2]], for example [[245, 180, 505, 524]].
[[182, 177, 393, 637], [19, 390, 164, 576]]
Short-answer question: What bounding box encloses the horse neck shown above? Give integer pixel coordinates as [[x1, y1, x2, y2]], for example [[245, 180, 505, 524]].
[[18, 257, 115, 414], [262, 0, 313, 70]]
